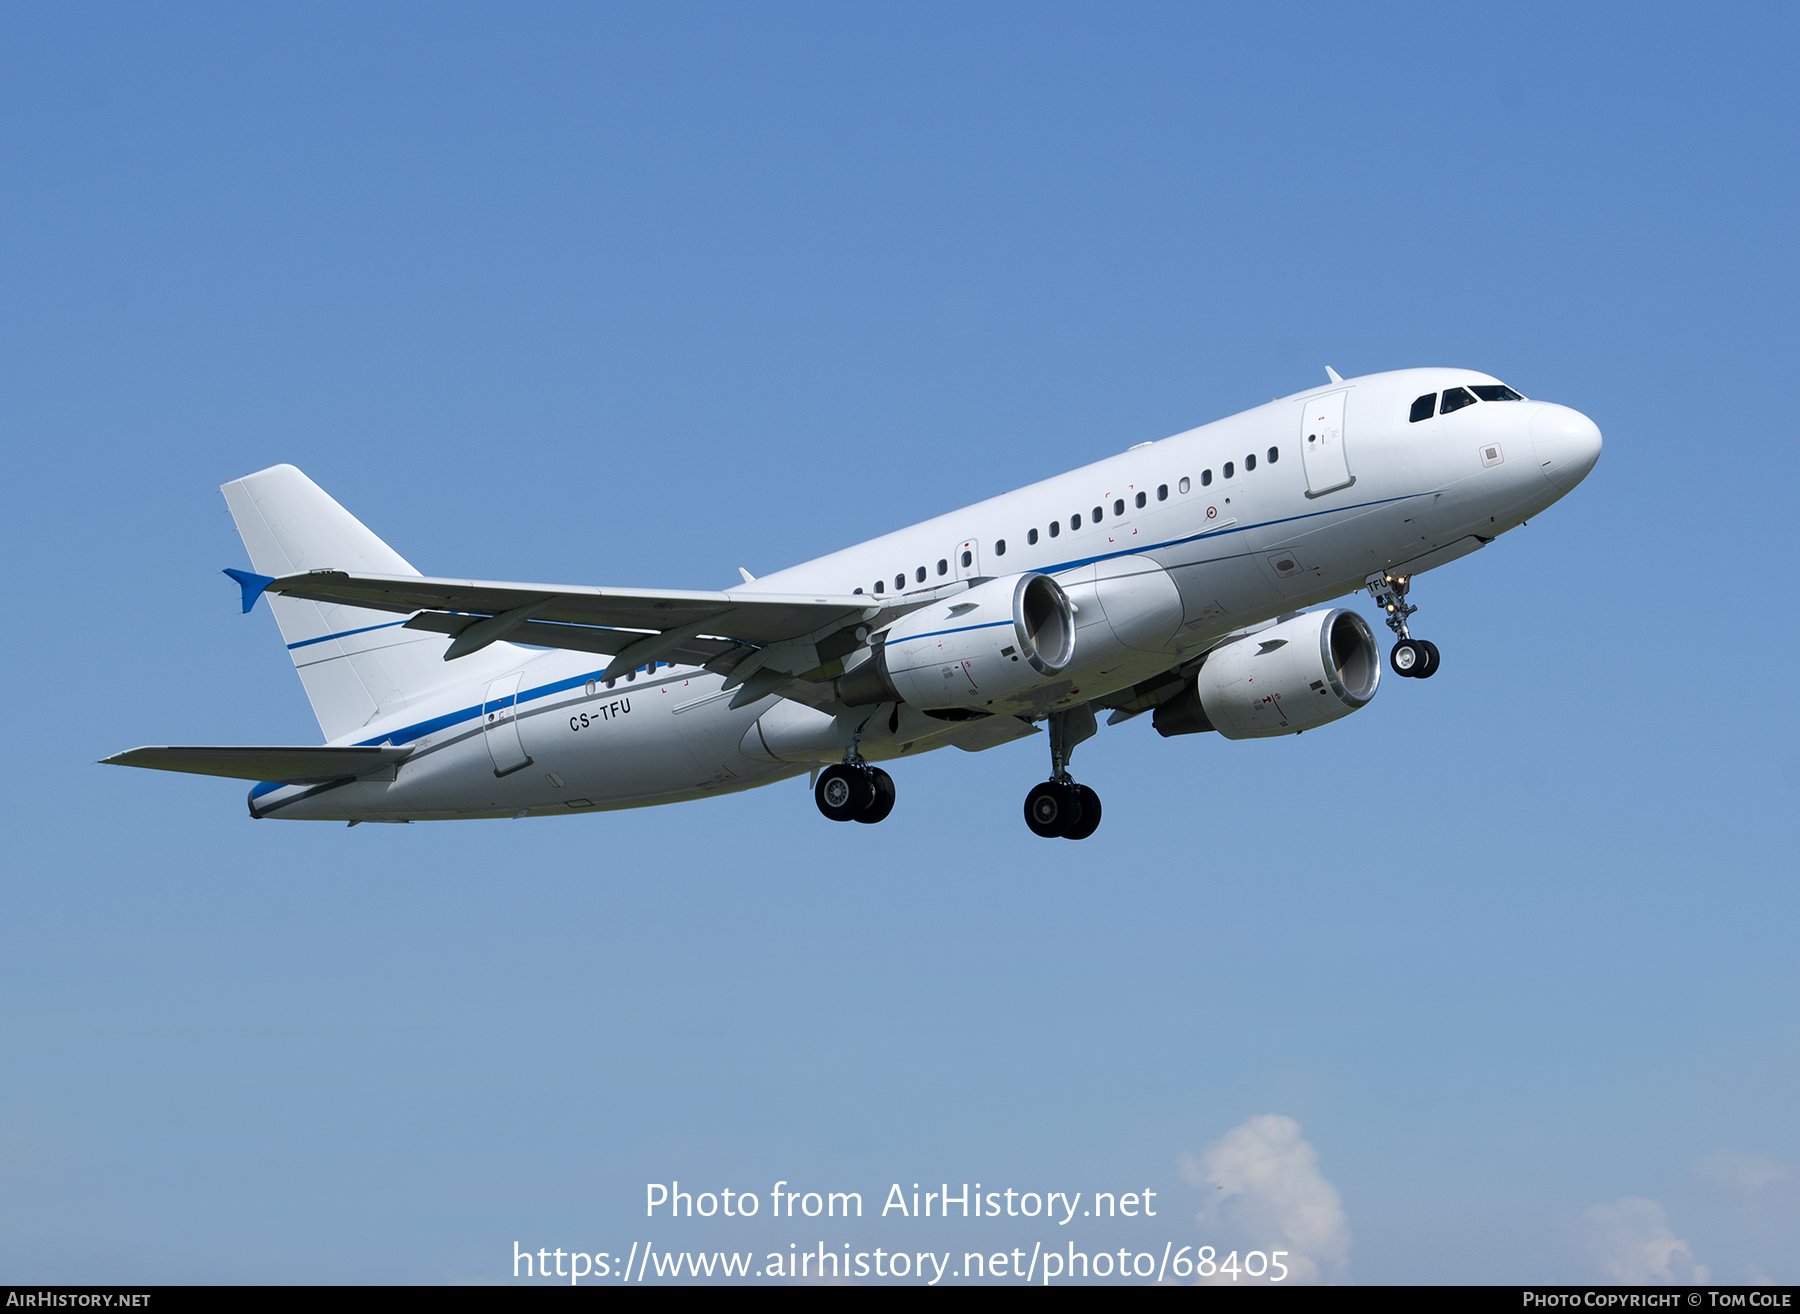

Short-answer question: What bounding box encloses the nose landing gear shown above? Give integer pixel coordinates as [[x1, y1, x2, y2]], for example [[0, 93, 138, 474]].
[[1368, 570, 1441, 679], [1023, 705, 1103, 839]]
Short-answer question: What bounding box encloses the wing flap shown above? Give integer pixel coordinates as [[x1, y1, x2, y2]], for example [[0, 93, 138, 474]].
[[101, 745, 413, 785]]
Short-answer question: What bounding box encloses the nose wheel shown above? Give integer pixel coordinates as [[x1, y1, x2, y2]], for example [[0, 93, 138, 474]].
[[815, 762, 896, 823], [1368, 570, 1442, 679], [1390, 637, 1440, 678]]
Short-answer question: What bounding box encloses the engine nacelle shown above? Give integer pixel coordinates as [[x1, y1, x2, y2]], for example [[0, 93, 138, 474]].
[[1154, 608, 1380, 739], [837, 572, 1076, 710]]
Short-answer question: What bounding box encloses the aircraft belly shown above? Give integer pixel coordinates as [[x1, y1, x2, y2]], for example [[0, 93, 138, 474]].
[[520, 687, 696, 805], [1159, 544, 1279, 636], [270, 676, 792, 820]]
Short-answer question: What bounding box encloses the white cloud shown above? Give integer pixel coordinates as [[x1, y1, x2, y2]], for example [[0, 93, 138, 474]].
[[1178, 1114, 1349, 1284], [1570, 1197, 1709, 1284], [1693, 1148, 1799, 1270], [1693, 1149, 1792, 1198]]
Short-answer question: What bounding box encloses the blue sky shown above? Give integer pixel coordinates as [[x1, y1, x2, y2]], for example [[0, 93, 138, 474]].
[[2, 2, 1795, 1284]]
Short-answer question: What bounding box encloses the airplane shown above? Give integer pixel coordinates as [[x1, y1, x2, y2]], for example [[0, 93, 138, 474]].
[[103, 366, 1601, 838]]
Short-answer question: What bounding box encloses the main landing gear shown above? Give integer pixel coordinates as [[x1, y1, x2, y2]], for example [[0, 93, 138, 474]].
[[814, 707, 897, 824], [1368, 570, 1441, 680], [1024, 779, 1101, 840], [1024, 706, 1103, 840], [815, 762, 895, 824]]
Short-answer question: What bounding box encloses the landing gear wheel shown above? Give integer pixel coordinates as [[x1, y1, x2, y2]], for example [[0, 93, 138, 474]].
[[1415, 640, 1441, 679], [854, 768, 896, 824], [1024, 780, 1084, 838], [1062, 785, 1102, 840], [815, 764, 873, 822], [1391, 639, 1426, 677]]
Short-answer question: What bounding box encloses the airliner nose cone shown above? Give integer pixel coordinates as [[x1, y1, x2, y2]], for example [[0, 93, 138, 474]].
[[1530, 403, 1603, 492]]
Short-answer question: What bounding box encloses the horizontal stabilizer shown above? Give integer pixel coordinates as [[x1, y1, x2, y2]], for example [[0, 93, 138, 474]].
[[101, 744, 413, 785]]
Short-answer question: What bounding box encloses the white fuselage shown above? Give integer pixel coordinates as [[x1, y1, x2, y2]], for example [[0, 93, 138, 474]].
[[249, 368, 1601, 822]]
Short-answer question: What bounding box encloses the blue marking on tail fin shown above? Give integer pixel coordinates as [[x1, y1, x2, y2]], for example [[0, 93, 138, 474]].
[[224, 568, 276, 613]]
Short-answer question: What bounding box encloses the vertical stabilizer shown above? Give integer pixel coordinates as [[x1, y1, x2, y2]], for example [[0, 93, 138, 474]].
[[221, 464, 513, 741]]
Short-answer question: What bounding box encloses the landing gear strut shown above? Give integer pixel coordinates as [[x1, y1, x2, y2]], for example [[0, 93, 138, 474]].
[[815, 714, 896, 824], [1024, 706, 1103, 839], [1367, 570, 1441, 679]]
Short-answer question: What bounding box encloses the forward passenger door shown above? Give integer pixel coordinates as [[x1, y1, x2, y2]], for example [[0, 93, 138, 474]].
[[1300, 391, 1355, 498]]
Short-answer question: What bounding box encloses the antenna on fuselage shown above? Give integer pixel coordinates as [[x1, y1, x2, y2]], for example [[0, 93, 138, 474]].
[[1325, 366, 1344, 384]]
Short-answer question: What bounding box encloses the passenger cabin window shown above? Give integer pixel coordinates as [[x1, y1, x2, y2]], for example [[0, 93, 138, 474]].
[[1201, 470, 1212, 486], [1027, 528, 1038, 545], [1178, 477, 1190, 493], [994, 539, 1006, 556], [894, 574, 905, 591], [1071, 513, 1082, 530], [1224, 462, 1235, 479], [1245, 453, 1256, 471], [853, 587, 863, 594], [1135, 491, 1147, 508], [1268, 446, 1279, 463], [915, 566, 926, 583], [1470, 384, 1525, 402], [1157, 484, 1168, 501], [1049, 520, 1061, 537], [1440, 386, 1477, 414], [1092, 505, 1103, 523], [874, 580, 884, 594], [960, 550, 972, 568], [937, 559, 948, 575], [1410, 393, 1437, 423], [1113, 499, 1125, 516]]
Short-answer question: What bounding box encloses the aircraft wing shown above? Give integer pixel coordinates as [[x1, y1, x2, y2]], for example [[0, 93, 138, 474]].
[[102, 744, 413, 784], [259, 571, 906, 687]]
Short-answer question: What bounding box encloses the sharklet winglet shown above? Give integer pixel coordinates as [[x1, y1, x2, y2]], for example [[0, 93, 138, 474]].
[[223, 568, 276, 613]]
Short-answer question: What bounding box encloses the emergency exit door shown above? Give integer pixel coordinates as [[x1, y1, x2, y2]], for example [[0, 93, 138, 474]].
[[954, 539, 981, 580]]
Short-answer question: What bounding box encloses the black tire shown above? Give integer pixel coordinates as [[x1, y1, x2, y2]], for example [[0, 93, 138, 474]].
[[816, 764, 872, 822], [1390, 639, 1424, 677], [1024, 780, 1082, 838], [1062, 785, 1102, 840], [855, 768, 896, 823], [1416, 640, 1441, 679]]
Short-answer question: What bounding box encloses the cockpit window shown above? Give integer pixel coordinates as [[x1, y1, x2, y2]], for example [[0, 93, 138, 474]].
[[1409, 393, 1437, 423], [1439, 386, 1477, 414], [1470, 384, 1525, 402]]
